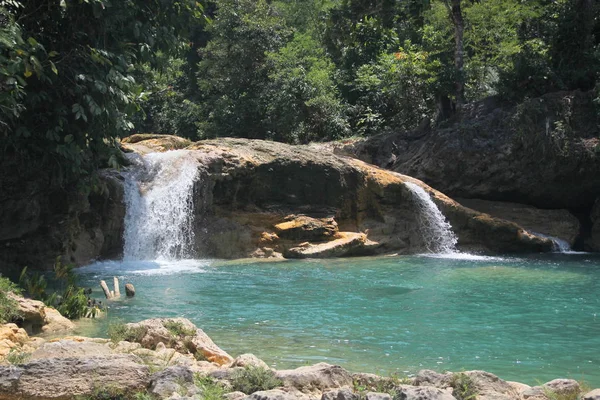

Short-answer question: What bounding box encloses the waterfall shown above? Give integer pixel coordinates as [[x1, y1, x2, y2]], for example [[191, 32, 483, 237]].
[[405, 182, 458, 254], [532, 232, 572, 253], [123, 150, 200, 260]]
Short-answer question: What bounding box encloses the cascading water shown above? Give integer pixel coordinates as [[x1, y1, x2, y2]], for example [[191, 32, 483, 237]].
[[404, 182, 458, 254], [123, 150, 200, 260], [532, 232, 572, 253]]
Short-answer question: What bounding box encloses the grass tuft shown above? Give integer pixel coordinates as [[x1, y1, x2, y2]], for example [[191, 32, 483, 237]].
[[194, 374, 227, 400]]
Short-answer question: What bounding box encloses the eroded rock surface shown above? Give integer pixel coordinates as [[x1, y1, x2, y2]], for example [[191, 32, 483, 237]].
[[126, 318, 233, 365]]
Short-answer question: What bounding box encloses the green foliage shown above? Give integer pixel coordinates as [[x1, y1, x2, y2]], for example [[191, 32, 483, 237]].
[[194, 374, 227, 400], [0, 276, 21, 323], [19, 257, 98, 320], [5, 348, 30, 365], [450, 372, 477, 400], [354, 41, 441, 134], [265, 32, 349, 143], [1, 0, 206, 181], [230, 366, 282, 394], [107, 320, 146, 344]]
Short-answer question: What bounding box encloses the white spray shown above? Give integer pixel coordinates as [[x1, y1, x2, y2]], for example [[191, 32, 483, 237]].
[[405, 182, 458, 254]]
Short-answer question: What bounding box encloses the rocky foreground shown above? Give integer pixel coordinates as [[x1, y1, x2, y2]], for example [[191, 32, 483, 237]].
[[1, 314, 597, 400]]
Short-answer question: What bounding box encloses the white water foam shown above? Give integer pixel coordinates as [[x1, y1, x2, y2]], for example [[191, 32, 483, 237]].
[[420, 253, 511, 261], [78, 259, 211, 276], [405, 182, 458, 254], [123, 150, 200, 261]]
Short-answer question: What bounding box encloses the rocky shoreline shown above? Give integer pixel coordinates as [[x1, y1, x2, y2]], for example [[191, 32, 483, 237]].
[[0, 299, 597, 400]]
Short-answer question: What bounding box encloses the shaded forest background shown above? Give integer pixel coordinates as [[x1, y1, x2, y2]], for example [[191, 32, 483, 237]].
[[1, 0, 599, 185]]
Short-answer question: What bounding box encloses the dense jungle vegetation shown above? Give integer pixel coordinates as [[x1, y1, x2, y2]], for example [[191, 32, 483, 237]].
[[1, 0, 599, 182]]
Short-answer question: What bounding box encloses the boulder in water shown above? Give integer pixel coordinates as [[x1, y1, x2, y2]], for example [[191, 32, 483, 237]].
[[125, 283, 136, 297]]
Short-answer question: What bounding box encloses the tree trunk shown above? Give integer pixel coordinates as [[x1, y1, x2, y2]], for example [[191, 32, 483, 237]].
[[444, 0, 465, 111]]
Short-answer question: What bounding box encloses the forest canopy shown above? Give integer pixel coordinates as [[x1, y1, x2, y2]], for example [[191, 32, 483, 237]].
[[1, 0, 599, 180]]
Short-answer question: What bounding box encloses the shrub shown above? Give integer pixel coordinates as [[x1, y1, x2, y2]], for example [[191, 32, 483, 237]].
[[0, 276, 20, 323], [194, 375, 227, 400], [450, 373, 478, 400], [230, 366, 282, 394]]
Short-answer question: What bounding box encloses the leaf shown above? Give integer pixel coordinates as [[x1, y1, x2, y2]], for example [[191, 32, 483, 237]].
[[48, 51, 59, 58], [27, 37, 38, 47], [50, 61, 58, 75], [64, 134, 74, 143], [24, 70, 32, 78]]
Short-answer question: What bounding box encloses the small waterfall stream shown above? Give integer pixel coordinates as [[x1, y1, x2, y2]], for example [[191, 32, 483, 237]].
[[405, 182, 458, 254], [123, 150, 200, 260]]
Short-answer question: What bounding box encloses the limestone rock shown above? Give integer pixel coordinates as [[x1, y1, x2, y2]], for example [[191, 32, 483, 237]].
[[543, 379, 580, 396], [583, 389, 600, 400], [30, 339, 111, 360], [457, 199, 580, 246], [225, 391, 248, 400], [126, 318, 233, 365], [41, 308, 75, 334], [274, 216, 338, 242], [276, 363, 353, 392], [0, 324, 29, 358], [365, 392, 391, 400], [0, 354, 150, 399], [121, 134, 192, 154], [508, 381, 532, 397], [395, 385, 456, 400], [463, 371, 519, 400], [229, 354, 270, 370], [8, 293, 45, 333], [322, 387, 359, 400], [413, 370, 452, 389], [125, 283, 136, 297], [245, 388, 310, 400], [149, 365, 199, 398], [285, 232, 378, 258]]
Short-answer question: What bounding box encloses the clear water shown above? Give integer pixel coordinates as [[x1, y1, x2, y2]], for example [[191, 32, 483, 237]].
[[77, 254, 600, 386]]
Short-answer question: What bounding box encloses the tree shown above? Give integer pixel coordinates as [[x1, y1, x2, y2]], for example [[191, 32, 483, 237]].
[[443, 0, 465, 110], [1, 0, 205, 181]]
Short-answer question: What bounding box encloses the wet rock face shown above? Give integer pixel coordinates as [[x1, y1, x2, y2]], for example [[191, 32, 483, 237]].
[[136, 136, 554, 258], [0, 168, 125, 271], [342, 90, 600, 211]]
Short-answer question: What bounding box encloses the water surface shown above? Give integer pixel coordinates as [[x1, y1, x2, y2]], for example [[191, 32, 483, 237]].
[[77, 254, 600, 386]]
